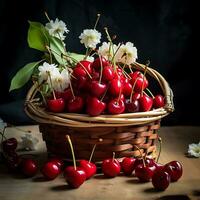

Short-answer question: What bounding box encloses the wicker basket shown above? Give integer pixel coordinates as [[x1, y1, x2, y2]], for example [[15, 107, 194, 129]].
[[24, 62, 174, 162]]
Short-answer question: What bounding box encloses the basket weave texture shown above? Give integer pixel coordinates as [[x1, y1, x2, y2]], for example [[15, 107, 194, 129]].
[[25, 62, 174, 162]]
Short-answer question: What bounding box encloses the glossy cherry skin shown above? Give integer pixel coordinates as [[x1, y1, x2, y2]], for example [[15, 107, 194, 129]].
[[92, 57, 109, 70], [20, 158, 38, 177], [121, 157, 136, 176], [109, 79, 122, 97], [79, 160, 97, 179], [123, 82, 132, 97], [67, 96, 84, 113], [86, 97, 106, 116], [131, 92, 141, 101], [125, 99, 140, 113], [90, 81, 107, 98], [48, 157, 64, 171], [102, 65, 115, 82], [135, 164, 155, 182], [5, 152, 21, 172], [41, 161, 60, 180], [152, 170, 170, 191], [61, 89, 73, 102], [64, 166, 86, 188], [164, 161, 183, 182], [108, 99, 125, 114], [47, 98, 65, 113], [73, 60, 92, 77], [102, 158, 121, 178], [138, 95, 153, 112], [153, 94, 165, 108], [2, 138, 18, 153]]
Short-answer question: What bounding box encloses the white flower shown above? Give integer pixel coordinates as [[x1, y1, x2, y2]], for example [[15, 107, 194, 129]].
[[38, 62, 59, 83], [0, 118, 7, 132], [17, 134, 39, 151], [115, 42, 138, 65], [45, 18, 69, 40], [188, 142, 200, 158], [98, 42, 118, 60], [79, 29, 101, 49], [50, 69, 70, 92]]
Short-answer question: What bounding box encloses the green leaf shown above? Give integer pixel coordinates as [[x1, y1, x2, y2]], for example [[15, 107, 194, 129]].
[[28, 21, 49, 51], [68, 52, 85, 63], [9, 61, 42, 92], [49, 36, 66, 65]]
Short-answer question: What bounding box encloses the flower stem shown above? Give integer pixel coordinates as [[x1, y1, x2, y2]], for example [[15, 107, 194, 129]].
[[94, 13, 101, 30], [44, 11, 51, 22], [66, 135, 76, 170]]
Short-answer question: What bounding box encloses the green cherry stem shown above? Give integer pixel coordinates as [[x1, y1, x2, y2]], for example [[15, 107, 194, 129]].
[[94, 13, 101, 30], [89, 138, 103, 163], [112, 152, 116, 162], [134, 145, 146, 167], [145, 88, 155, 98], [66, 135, 77, 170], [156, 136, 162, 163]]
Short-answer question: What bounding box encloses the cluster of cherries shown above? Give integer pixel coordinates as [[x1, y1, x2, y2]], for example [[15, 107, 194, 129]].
[[1, 135, 182, 191], [47, 57, 165, 115]]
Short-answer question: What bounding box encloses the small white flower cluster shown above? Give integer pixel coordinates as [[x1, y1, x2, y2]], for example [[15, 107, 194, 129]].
[[45, 18, 69, 41], [18, 134, 39, 151], [38, 62, 70, 92], [188, 142, 200, 158]]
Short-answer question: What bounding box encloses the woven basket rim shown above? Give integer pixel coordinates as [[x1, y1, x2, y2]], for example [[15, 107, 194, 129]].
[[24, 62, 174, 127]]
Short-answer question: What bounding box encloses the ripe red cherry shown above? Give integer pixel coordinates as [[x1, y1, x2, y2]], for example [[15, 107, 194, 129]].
[[48, 157, 64, 171], [109, 79, 122, 96], [41, 161, 60, 180], [47, 98, 65, 113], [153, 94, 165, 108], [152, 170, 170, 190], [138, 95, 153, 112], [79, 160, 97, 179], [125, 99, 140, 113], [20, 158, 38, 177], [164, 161, 183, 182], [92, 57, 109, 70], [61, 89, 73, 102], [102, 65, 114, 82], [72, 75, 88, 90], [5, 152, 21, 172], [86, 97, 106, 116], [64, 166, 86, 188], [73, 60, 92, 77], [67, 96, 84, 113], [2, 138, 18, 153], [130, 72, 148, 92], [135, 164, 155, 182], [123, 82, 132, 97], [90, 81, 107, 97], [102, 158, 121, 178], [131, 92, 141, 101], [108, 99, 125, 114], [121, 157, 136, 176]]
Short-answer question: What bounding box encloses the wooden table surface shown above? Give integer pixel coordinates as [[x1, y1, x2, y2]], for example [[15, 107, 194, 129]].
[[0, 125, 200, 200]]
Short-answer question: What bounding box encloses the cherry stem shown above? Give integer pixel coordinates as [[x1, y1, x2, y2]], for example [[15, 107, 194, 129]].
[[130, 77, 139, 102], [112, 152, 116, 162], [134, 145, 146, 167], [44, 11, 51, 22], [47, 72, 56, 100], [69, 77, 75, 99], [141, 61, 150, 96], [89, 138, 102, 163], [99, 54, 103, 84], [100, 86, 109, 101], [118, 65, 131, 79], [117, 87, 122, 103], [94, 13, 101, 30], [66, 135, 76, 170], [145, 88, 155, 98], [129, 65, 133, 73], [156, 136, 162, 163]]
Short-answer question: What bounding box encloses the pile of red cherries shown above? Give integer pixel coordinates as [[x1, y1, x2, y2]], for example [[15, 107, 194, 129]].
[[47, 58, 165, 115], [1, 136, 182, 191]]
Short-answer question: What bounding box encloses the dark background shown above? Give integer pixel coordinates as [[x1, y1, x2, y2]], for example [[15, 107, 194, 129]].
[[0, 0, 199, 126]]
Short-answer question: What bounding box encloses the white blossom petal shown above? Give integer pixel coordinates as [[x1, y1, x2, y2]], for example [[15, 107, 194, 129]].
[[79, 29, 101, 49], [18, 134, 39, 151], [188, 142, 200, 158], [98, 42, 118, 60]]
